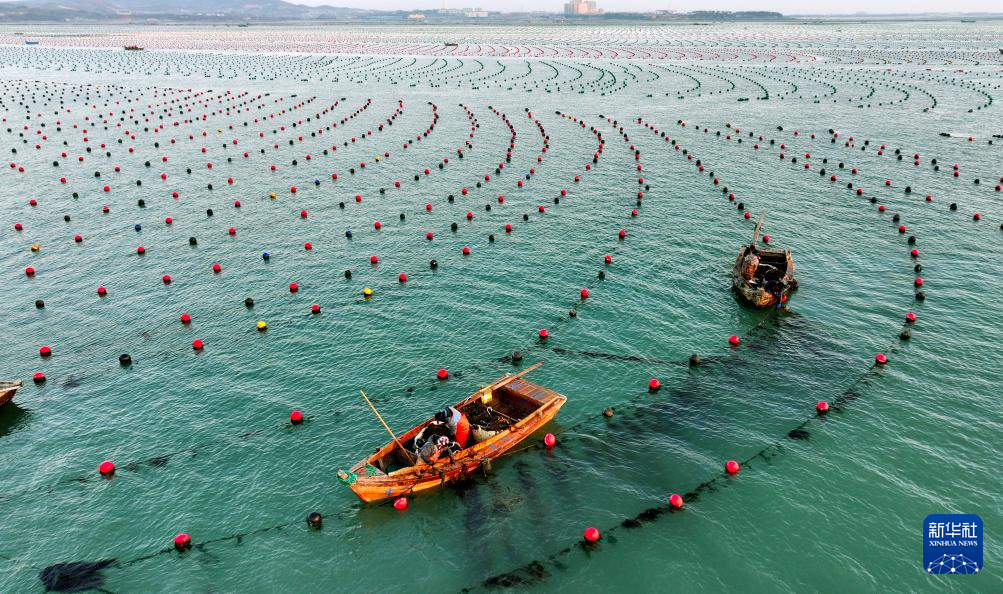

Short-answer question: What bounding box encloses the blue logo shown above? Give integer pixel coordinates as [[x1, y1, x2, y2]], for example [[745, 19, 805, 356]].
[[924, 514, 982, 574]]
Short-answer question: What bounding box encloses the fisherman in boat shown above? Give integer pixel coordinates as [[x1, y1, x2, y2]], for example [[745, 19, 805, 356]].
[[416, 434, 459, 465], [436, 406, 471, 448], [413, 421, 455, 464], [741, 246, 761, 283]]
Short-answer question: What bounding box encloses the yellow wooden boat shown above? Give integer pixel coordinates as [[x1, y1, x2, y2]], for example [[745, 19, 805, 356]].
[[338, 364, 566, 503]]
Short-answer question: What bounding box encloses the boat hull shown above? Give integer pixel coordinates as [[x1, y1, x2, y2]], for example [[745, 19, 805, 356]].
[[0, 381, 23, 407]]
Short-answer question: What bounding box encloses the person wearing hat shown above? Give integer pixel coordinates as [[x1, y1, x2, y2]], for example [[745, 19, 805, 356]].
[[435, 406, 471, 449]]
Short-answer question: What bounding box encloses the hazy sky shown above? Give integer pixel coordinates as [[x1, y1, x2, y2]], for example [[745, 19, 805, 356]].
[[287, 0, 1000, 13]]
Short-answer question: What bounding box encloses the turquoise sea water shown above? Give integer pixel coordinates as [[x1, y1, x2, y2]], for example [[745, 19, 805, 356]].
[[1, 22, 1002, 592]]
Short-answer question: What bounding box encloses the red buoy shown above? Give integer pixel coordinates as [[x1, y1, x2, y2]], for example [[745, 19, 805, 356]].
[[669, 494, 684, 509], [97, 286, 107, 296], [399, 273, 408, 283], [311, 304, 321, 313], [180, 313, 191, 324], [604, 255, 612, 264], [290, 410, 304, 424], [25, 266, 35, 276], [192, 339, 204, 350], [374, 221, 382, 230], [98, 460, 115, 475], [462, 246, 471, 255], [174, 533, 192, 551], [33, 372, 46, 384], [212, 263, 222, 273], [728, 335, 740, 346], [906, 312, 917, 322], [289, 282, 299, 292], [544, 433, 556, 448], [583, 527, 601, 542], [162, 274, 172, 284], [580, 288, 589, 299], [437, 368, 449, 380], [725, 460, 740, 474], [538, 328, 549, 340], [875, 353, 888, 364], [914, 277, 924, 286], [816, 401, 829, 413], [648, 378, 661, 392], [393, 497, 409, 511]]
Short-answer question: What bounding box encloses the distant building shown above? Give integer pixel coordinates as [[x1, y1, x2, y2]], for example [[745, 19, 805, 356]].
[[564, 0, 602, 15], [407, 13, 426, 20], [463, 7, 489, 17]]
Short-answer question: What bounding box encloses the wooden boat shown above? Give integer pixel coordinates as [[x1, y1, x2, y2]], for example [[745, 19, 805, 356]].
[[123, 45, 144, 51], [732, 214, 797, 308], [338, 363, 566, 503], [1, 381, 23, 407]]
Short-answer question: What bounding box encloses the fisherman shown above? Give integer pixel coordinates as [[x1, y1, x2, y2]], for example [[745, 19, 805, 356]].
[[413, 422, 453, 465], [741, 246, 761, 282], [415, 434, 459, 465], [436, 406, 471, 449]]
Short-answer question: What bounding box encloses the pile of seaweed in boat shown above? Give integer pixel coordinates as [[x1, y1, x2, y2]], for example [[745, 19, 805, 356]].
[[461, 400, 520, 432]]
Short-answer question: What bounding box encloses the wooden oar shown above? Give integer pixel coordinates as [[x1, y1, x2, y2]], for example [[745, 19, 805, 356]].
[[360, 390, 416, 464], [488, 361, 544, 392]]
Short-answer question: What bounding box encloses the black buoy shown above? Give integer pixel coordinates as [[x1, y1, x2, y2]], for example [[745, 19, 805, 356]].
[[689, 354, 701, 367], [512, 351, 523, 363], [569, 309, 577, 317], [899, 329, 912, 340], [344, 270, 352, 279], [602, 407, 614, 418], [207, 208, 214, 216], [35, 299, 45, 309], [244, 297, 254, 308], [430, 259, 438, 269], [119, 354, 132, 366], [189, 237, 197, 245], [307, 512, 323, 528]]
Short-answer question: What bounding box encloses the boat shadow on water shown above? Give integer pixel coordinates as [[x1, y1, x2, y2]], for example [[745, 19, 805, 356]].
[[0, 402, 31, 440]]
